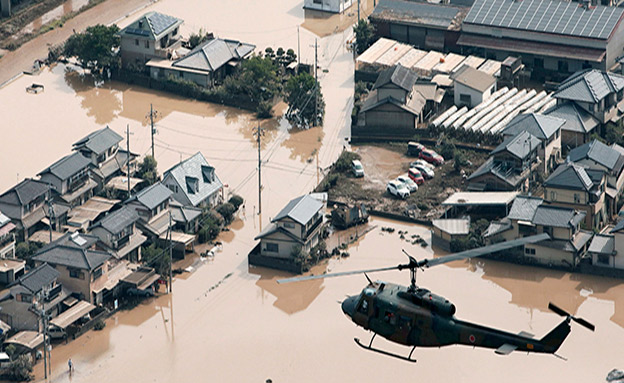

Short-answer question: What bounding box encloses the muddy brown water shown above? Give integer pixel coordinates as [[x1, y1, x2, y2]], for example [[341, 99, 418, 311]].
[[0, 0, 622, 381]]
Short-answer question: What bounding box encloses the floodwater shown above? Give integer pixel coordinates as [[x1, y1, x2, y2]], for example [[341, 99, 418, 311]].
[[0, 0, 622, 381]]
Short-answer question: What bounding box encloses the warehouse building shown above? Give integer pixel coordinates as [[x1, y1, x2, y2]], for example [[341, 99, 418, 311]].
[[458, 0, 624, 75]]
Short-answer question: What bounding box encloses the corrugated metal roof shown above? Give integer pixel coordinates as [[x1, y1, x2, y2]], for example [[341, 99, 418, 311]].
[[464, 0, 624, 40], [554, 70, 624, 103], [272, 194, 324, 226], [73, 127, 122, 156], [38, 152, 92, 181], [484, 219, 512, 237], [544, 102, 599, 134], [588, 234, 614, 254], [371, 0, 466, 30], [432, 218, 470, 235], [163, 152, 223, 207], [532, 205, 585, 228], [568, 139, 623, 172], [508, 195, 543, 221], [50, 300, 95, 329], [502, 113, 565, 140], [442, 191, 519, 205]]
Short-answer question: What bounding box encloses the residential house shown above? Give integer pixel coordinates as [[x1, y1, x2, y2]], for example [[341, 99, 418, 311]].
[[0, 212, 16, 258], [458, 0, 624, 74], [72, 126, 137, 188], [485, 196, 592, 268], [369, 0, 467, 51], [90, 206, 146, 262], [169, 200, 202, 234], [118, 12, 184, 65], [303, 0, 353, 13], [589, 220, 624, 269], [467, 130, 541, 191], [125, 182, 173, 237], [413, 80, 445, 118], [543, 162, 607, 230], [501, 113, 564, 174], [431, 218, 470, 251], [568, 139, 624, 218], [355, 64, 425, 140], [32, 232, 112, 304], [544, 102, 600, 152], [38, 152, 96, 208], [250, 195, 325, 271], [0, 264, 66, 331], [162, 152, 223, 209], [147, 38, 255, 88], [452, 65, 496, 108], [553, 70, 624, 124], [0, 179, 50, 240], [0, 259, 25, 285]]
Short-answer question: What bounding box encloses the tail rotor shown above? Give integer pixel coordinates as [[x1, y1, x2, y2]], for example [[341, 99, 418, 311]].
[[548, 303, 595, 332]]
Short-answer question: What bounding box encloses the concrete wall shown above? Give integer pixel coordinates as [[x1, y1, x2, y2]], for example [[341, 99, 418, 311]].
[[303, 0, 353, 13], [150, 66, 212, 88], [524, 243, 575, 267], [608, 232, 624, 268], [454, 81, 492, 108], [121, 36, 157, 65]]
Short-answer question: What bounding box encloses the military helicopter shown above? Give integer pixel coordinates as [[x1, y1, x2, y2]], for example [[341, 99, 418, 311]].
[[278, 233, 594, 362]]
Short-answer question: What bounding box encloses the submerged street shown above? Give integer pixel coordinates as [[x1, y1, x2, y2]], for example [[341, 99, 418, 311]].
[[0, 0, 623, 381]]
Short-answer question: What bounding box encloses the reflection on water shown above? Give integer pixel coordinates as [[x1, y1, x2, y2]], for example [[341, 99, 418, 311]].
[[64, 69, 122, 124]]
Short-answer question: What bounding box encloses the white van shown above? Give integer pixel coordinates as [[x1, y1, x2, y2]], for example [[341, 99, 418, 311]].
[[352, 160, 364, 178]]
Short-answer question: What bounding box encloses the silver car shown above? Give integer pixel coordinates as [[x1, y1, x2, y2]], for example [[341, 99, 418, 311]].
[[412, 164, 434, 179], [396, 175, 418, 192], [387, 180, 410, 199]]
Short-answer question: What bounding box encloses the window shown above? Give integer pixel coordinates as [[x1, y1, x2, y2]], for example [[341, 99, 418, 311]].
[[313, 0, 321, 3], [525, 247, 536, 255], [574, 193, 581, 203], [70, 269, 85, 279], [266, 243, 279, 253], [145, 40, 150, 49], [459, 94, 471, 106], [597, 253, 610, 265], [284, 222, 295, 229], [550, 191, 557, 201], [358, 299, 368, 314], [92, 267, 103, 281], [135, 39, 139, 46], [172, 28, 178, 36]]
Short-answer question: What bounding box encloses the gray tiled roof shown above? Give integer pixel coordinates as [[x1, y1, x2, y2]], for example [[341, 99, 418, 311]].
[[173, 38, 255, 73], [163, 152, 222, 207], [502, 113, 565, 141], [588, 234, 615, 254], [38, 152, 92, 181], [33, 237, 110, 271], [464, 0, 624, 40], [169, 200, 202, 224], [568, 139, 624, 174], [272, 194, 324, 226], [610, 219, 624, 233], [254, 222, 305, 244], [360, 91, 425, 115], [544, 102, 600, 134], [491, 130, 541, 160], [554, 70, 624, 104], [374, 64, 419, 92], [0, 178, 49, 206], [73, 127, 122, 156], [121, 12, 183, 40], [127, 183, 172, 210], [484, 219, 512, 237], [466, 157, 527, 187], [11, 263, 58, 294], [545, 162, 600, 191], [532, 205, 586, 228], [92, 206, 139, 235], [508, 196, 543, 221], [370, 0, 465, 30]]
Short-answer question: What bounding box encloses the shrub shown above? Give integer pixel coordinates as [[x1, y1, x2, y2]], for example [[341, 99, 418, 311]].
[[216, 203, 236, 223], [198, 219, 220, 243], [454, 151, 467, 172], [93, 319, 106, 330], [6, 355, 33, 382], [256, 100, 273, 118], [334, 151, 361, 172], [439, 140, 456, 160], [228, 195, 244, 210]]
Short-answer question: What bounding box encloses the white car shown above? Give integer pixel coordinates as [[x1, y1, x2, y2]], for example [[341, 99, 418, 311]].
[[412, 164, 435, 179], [410, 159, 435, 170], [396, 175, 418, 192], [387, 180, 410, 199]]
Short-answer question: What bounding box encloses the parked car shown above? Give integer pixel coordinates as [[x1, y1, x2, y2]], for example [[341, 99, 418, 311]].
[[396, 175, 418, 192], [351, 160, 364, 178], [408, 168, 425, 185], [410, 159, 435, 170], [412, 164, 434, 179], [407, 141, 425, 156], [387, 180, 410, 199], [419, 149, 444, 165]]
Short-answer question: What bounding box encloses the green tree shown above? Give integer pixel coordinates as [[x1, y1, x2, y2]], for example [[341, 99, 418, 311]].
[[6, 354, 33, 382], [136, 155, 159, 185], [224, 56, 280, 107], [216, 202, 236, 224], [353, 19, 376, 55], [142, 244, 170, 278], [284, 72, 325, 127], [454, 151, 467, 172], [188, 29, 212, 49], [285, 49, 297, 66], [228, 195, 244, 210], [63, 24, 121, 73]]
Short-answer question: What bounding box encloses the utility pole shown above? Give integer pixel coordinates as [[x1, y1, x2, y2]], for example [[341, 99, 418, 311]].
[[47, 186, 54, 242], [253, 125, 265, 215], [314, 38, 318, 127], [297, 26, 300, 69], [168, 212, 173, 293], [126, 124, 133, 198], [358, 0, 360, 20], [40, 303, 48, 380], [146, 104, 158, 158]]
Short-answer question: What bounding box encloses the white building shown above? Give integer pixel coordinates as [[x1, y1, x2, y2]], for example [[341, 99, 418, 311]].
[[452, 65, 496, 108], [303, 0, 354, 13]]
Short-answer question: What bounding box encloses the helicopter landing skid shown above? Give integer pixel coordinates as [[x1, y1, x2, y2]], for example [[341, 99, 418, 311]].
[[354, 335, 417, 363]]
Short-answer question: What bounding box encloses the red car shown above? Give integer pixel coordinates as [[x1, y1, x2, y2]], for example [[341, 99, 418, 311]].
[[419, 149, 444, 166], [408, 168, 425, 185]]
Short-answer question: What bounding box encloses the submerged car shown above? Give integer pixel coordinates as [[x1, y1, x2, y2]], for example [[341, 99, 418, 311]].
[[396, 175, 418, 192], [387, 180, 410, 199]]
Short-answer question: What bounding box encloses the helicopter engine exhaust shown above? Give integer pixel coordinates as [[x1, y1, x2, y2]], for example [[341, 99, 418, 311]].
[[402, 289, 456, 317]]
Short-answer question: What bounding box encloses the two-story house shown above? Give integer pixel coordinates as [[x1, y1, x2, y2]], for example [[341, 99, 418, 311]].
[[162, 152, 223, 209], [544, 102, 600, 152], [452, 65, 496, 108], [0, 264, 66, 331], [553, 69, 624, 125], [485, 196, 592, 268], [0, 179, 51, 240], [588, 219, 624, 270], [0, 212, 16, 258], [544, 162, 607, 230], [355, 64, 426, 140], [125, 182, 173, 237], [250, 194, 325, 270], [72, 126, 137, 189], [32, 232, 112, 304], [38, 152, 96, 208], [467, 130, 541, 191], [118, 12, 184, 66], [568, 139, 624, 219], [501, 113, 564, 175], [90, 206, 146, 262]]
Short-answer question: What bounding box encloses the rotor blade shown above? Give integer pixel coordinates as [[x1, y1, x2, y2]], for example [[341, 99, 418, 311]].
[[277, 266, 399, 284], [572, 317, 595, 332], [420, 233, 550, 268], [548, 302, 569, 317]]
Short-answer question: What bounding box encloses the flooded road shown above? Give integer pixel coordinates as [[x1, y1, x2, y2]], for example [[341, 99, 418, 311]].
[[0, 0, 622, 381]]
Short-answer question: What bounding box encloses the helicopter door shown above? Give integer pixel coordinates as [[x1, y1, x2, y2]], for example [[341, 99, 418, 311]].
[[353, 295, 373, 328], [368, 306, 396, 338]]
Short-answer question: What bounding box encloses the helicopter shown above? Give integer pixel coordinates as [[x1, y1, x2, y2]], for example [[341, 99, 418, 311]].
[[278, 233, 594, 362]]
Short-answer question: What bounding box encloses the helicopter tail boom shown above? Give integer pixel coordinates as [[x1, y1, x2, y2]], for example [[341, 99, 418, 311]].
[[539, 320, 571, 354]]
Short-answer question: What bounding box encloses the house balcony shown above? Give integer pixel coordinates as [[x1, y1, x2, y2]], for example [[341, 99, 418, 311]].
[[304, 217, 323, 240], [68, 173, 89, 192], [113, 233, 131, 249], [154, 38, 184, 59]]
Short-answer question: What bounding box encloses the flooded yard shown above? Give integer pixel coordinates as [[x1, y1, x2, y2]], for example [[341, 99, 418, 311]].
[[0, 0, 622, 381]]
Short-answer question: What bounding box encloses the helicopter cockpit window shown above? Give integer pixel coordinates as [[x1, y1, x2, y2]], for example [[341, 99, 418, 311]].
[[363, 288, 375, 297], [358, 299, 369, 314]]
